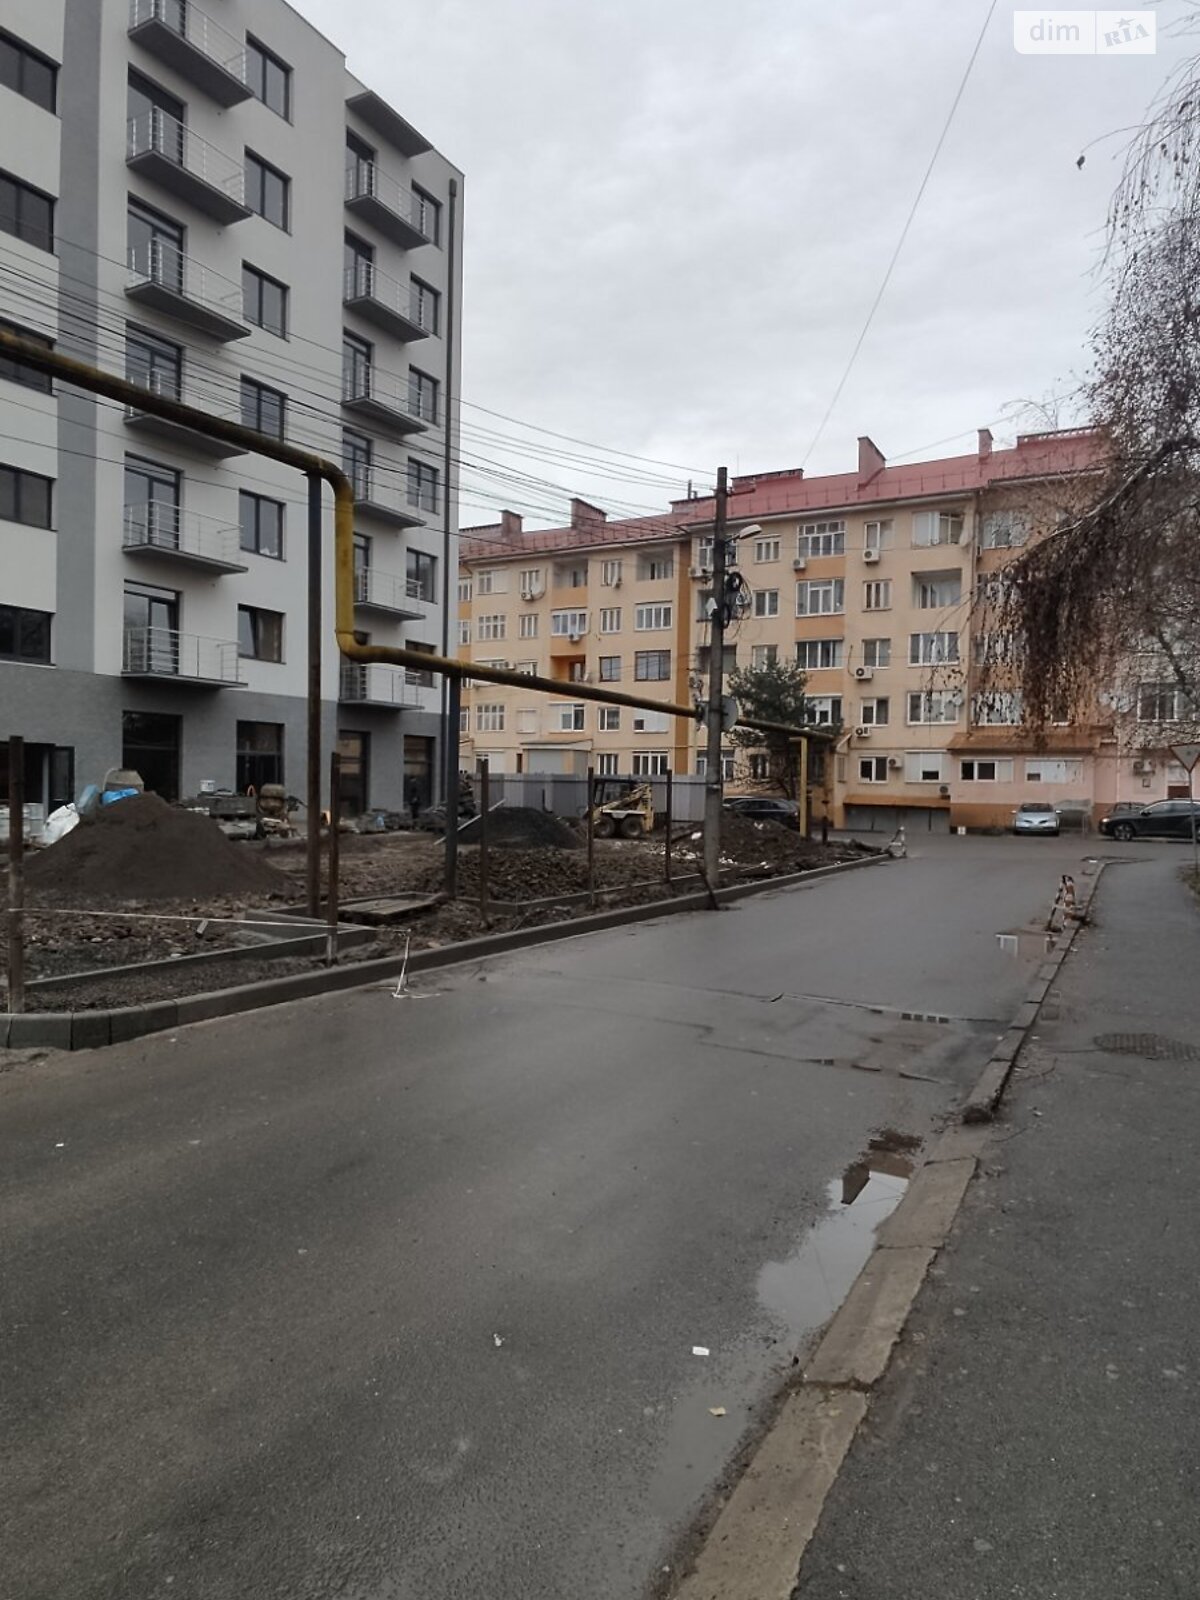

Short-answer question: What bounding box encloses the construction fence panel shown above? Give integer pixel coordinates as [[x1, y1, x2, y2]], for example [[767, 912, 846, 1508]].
[[485, 773, 707, 827]]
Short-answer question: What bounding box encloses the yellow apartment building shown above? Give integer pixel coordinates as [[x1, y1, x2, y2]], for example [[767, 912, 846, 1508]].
[[458, 429, 1187, 831]]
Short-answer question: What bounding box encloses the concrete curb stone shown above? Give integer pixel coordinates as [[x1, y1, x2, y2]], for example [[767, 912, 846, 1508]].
[[803, 1247, 936, 1389]]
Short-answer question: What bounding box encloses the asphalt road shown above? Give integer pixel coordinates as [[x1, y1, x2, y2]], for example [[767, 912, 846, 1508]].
[[0, 834, 1142, 1600]]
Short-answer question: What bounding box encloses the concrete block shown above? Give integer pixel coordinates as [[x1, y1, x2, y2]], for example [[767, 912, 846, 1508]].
[[805, 1247, 935, 1388], [1013, 1000, 1042, 1031], [0, 1014, 10, 1048], [8, 1012, 72, 1049], [108, 1001, 178, 1044], [70, 1011, 112, 1052], [926, 1122, 992, 1164], [961, 1057, 1014, 1123], [877, 1158, 975, 1250], [993, 1027, 1027, 1064], [672, 1388, 869, 1600]]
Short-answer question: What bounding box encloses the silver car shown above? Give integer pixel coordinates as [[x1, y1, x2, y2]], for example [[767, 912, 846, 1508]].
[[1012, 801, 1060, 836]]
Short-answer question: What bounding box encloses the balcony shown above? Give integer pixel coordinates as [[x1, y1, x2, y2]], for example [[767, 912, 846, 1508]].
[[124, 372, 247, 459], [342, 365, 431, 434], [347, 467, 424, 528], [338, 662, 421, 709], [354, 566, 433, 620], [128, 0, 251, 107], [345, 90, 433, 158], [126, 239, 250, 342], [343, 262, 434, 342], [344, 164, 433, 251], [122, 506, 248, 574], [126, 108, 250, 224], [122, 626, 243, 685]]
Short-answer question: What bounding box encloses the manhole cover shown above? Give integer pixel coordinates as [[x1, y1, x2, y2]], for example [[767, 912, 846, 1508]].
[[1093, 1032, 1200, 1061]]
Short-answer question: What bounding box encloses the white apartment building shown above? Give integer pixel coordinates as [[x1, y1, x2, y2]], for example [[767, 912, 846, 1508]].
[[1, 0, 462, 817]]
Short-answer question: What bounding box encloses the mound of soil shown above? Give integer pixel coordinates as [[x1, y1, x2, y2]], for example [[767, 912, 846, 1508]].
[[454, 806, 581, 850], [26, 794, 291, 905]]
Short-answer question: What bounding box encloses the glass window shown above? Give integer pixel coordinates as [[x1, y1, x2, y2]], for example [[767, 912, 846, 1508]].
[[599, 608, 621, 633], [862, 637, 891, 668], [0, 169, 53, 251], [795, 638, 843, 670], [981, 511, 1029, 549], [754, 538, 780, 563], [124, 455, 180, 547], [238, 491, 284, 559], [863, 519, 893, 551], [863, 580, 891, 610], [912, 510, 964, 547], [859, 756, 888, 783], [411, 276, 440, 334], [0, 462, 52, 528], [0, 29, 57, 112], [409, 367, 439, 423], [797, 520, 845, 558], [343, 429, 372, 499], [125, 324, 181, 401], [245, 36, 291, 118], [0, 603, 51, 662], [245, 151, 290, 229], [240, 376, 286, 439], [753, 589, 779, 617], [236, 721, 284, 791], [407, 549, 437, 602], [634, 603, 672, 631], [237, 605, 283, 662], [0, 318, 51, 392], [243, 265, 288, 337], [412, 184, 441, 244], [127, 199, 184, 290], [599, 656, 621, 681], [796, 579, 844, 616], [634, 650, 671, 680], [908, 631, 959, 666], [407, 460, 439, 513]]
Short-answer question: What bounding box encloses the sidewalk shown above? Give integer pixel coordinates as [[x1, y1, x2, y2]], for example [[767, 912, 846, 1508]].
[[794, 853, 1200, 1599]]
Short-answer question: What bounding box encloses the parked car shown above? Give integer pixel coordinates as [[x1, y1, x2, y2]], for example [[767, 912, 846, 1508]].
[[1012, 801, 1061, 836], [1099, 798, 1200, 841], [723, 796, 800, 830]]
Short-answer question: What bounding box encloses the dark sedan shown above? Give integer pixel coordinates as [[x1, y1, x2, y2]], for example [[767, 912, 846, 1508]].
[[1099, 798, 1200, 841], [722, 796, 801, 830]]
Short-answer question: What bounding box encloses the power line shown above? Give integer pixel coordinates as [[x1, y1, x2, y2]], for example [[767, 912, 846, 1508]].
[[801, 0, 1000, 467]]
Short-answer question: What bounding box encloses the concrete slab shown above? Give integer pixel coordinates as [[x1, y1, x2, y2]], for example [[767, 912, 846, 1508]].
[[804, 1247, 935, 1388], [672, 1388, 868, 1600], [876, 1157, 975, 1250], [70, 1012, 111, 1052], [926, 1122, 993, 1164], [961, 1057, 1013, 1122], [108, 1001, 178, 1045], [7, 1013, 72, 1049]]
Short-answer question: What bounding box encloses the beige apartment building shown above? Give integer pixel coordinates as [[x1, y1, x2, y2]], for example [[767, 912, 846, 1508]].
[[458, 429, 1191, 831]]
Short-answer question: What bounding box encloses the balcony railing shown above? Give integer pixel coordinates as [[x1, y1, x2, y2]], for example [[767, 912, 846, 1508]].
[[341, 364, 432, 432], [124, 368, 247, 458], [343, 261, 435, 341], [126, 237, 249, 341], [128, 0, 250, 106], [122, 505, 247, 572], [126, 108, 250, 223], [122, 625, 242, 684], [338, 663, 422, 708], [344, 163, 433, 250], [353, 565, 434, 617], [346, 465, 424, 527]]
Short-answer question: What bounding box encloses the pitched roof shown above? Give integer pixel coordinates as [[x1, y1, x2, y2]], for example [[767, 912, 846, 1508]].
[[457, 429, 1105, 566]]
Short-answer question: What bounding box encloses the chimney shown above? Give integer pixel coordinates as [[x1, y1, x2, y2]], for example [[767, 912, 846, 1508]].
[[977, 428, 993, 461], [499, 509, 523, 543], [857, 436, 885, 484], [570, 497, 607, 531]]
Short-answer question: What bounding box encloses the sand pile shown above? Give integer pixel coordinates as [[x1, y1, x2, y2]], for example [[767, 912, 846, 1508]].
[[27, 794, 291, 904]]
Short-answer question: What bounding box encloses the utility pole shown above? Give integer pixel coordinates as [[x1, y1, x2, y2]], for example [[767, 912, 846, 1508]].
[[703, 467, 729, 891]]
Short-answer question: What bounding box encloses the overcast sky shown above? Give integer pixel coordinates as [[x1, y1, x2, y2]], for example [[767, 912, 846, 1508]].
[[297, 0, 1182, 524]]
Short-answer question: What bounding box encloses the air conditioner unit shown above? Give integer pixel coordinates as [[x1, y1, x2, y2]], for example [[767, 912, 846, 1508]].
[[568, 632, 582, 644], [854, 725, 872, 739], [863, 548, 881, 564], [688, 566, 710, 580], [887, 757, 902, 770], [1133, 758, 1155, 774], [520, 586, 543, 602], [853, 665, 873, 681], [939, 784, 951, 797], [792, 557, 808, 572], [612, 576, 622, 589]]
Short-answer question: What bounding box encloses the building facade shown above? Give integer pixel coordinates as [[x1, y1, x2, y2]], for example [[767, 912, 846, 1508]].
[[458, 430, 1189, 829], [1, 0, 462, 819]]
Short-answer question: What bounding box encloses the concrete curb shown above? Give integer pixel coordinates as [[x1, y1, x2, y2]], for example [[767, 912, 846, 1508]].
[[960, 860, 1107, 1124], [0, 852, 887, 1051], [669, 859, 1106, 1596]]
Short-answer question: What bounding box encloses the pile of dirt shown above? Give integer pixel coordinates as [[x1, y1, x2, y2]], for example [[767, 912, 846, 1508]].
[[26, 794, 291, 905], [454, 807, 582, 850], [676, 814, 878, 874]]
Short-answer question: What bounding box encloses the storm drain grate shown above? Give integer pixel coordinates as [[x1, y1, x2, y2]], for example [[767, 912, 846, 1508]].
[[1093, 1032, 1200, 1062]]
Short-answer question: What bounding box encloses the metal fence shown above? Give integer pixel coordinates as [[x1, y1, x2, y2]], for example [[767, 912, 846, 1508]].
[[482, 772, 708, 825]]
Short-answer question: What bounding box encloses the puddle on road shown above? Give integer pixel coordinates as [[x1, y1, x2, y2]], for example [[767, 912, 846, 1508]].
[[996, 926, 1054, 959], [648, 1143, 913, 1521]]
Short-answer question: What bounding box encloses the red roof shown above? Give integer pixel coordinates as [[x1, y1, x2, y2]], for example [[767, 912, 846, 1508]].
[[458, 429, 1105, 565]]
